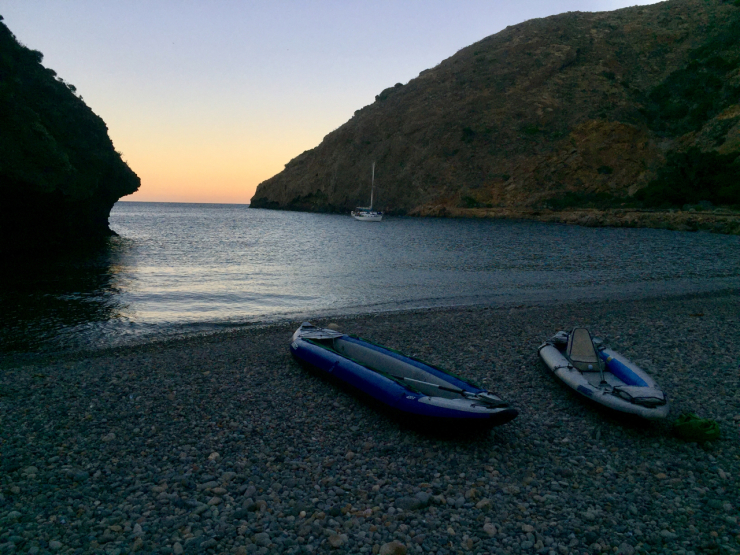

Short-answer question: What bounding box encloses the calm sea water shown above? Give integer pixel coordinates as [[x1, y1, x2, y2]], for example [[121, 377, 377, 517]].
[[1, 201, 739, 355]]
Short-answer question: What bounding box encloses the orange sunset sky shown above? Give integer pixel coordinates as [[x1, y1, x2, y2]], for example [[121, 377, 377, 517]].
[[3, 1, 659, 204]]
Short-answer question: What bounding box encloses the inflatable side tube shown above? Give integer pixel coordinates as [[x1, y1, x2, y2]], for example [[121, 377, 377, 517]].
[[538, 344, 571, 373], [598, 349, 650, 387], [540, 344, 594, 392]]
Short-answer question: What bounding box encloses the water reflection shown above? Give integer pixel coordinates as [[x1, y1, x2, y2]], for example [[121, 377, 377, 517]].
[[0, 237, 132, 353], [2, 202, 739, 357]]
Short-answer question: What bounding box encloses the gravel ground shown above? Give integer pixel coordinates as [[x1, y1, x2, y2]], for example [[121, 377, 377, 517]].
[[1, 292, 738, 555]]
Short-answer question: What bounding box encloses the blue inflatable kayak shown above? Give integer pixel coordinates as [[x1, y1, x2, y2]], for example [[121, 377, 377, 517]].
[[291, 323, 518, 429]]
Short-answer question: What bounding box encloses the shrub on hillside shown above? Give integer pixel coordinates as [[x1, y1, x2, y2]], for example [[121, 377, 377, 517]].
[[634, 148, 740, 208]]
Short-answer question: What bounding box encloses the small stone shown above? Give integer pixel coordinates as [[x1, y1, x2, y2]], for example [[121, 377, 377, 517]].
[[49, 540, 62, 551], [198, 480, 218, 490], [192, 504, 209, 515], [132, 537, 143, 551], [212, 487, 227, 495], [395, 496, 423, 511], [133, 523, 143, 537], [242, 485, 256, 497], [100, 529, 116, 543], [522, 524, 534, 533], [582, 510, 596, 521], [253, 532, 270, 547], [655, 473, 667, 480], [208, 452, 220, 461], [173, 542, 183, 555], [483, 522, 497, 536], [7, 511, 21, 520], [718, 469, 727, 479], [329, 534, 346, 548], [246, 499, 266, 511], [208, 496, 222, 505], [345, 451, 354, 460], [221, 471, 236, 482], [475, 498, 491, 511], [379, 540, 407, 555], [618, 542, 635, 555], [101, 432, 115, 442], [415, 491, 431, 505]]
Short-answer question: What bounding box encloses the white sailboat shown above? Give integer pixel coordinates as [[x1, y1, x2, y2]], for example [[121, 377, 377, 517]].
[[351, 162, 383, 221]]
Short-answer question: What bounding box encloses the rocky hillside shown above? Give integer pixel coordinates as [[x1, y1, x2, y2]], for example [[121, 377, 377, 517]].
[[0, 15, 140, 253], [251, 0, 740, 220]]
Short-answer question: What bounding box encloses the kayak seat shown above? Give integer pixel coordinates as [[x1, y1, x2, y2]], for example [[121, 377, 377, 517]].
[[566, 328, 601, 372]]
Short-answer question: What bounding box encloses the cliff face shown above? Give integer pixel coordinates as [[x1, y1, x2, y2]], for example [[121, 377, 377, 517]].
[[0, 16, 140, 253], [251, 0, 740, 216]]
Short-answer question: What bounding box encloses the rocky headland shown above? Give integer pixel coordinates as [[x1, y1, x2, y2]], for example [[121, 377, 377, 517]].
[[251, 0, 740, 233], [0, 15, 140, 254]]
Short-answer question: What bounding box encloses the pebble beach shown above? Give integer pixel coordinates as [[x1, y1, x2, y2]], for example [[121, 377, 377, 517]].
[[1, 292, 738, 555]]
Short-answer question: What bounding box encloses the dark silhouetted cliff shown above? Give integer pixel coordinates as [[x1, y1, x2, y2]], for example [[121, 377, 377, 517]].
[[0, 15, 140, 253], [251, 0, 740, 228]]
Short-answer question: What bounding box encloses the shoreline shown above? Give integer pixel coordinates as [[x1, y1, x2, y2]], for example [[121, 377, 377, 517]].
[[1, 292, 738, 554], [407, 206, 740, 235], [4, 287, 740, 369]]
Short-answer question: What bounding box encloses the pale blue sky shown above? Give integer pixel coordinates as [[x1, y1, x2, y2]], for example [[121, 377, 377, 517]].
[[1, 1, 660, 202]]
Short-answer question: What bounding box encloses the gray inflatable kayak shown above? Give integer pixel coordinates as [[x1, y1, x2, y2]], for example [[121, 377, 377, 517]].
[[538, 328, 669, 419]]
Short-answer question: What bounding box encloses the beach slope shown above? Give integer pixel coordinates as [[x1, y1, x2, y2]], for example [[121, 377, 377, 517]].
[[1, 293, 738, 553]]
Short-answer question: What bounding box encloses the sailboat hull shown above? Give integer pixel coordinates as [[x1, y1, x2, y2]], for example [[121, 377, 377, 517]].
[[351, 211, 383, 221]]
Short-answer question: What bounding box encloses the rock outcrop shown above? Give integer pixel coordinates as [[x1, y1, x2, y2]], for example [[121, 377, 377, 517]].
[[251, 0, 740, 221], [0, 15, 140, 253]]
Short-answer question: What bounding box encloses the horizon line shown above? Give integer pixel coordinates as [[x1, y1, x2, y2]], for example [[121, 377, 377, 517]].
[[117, 200, 252, 206]]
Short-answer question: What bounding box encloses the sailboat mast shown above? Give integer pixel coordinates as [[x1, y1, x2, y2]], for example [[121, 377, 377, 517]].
[[370, 161, 375, 210]]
